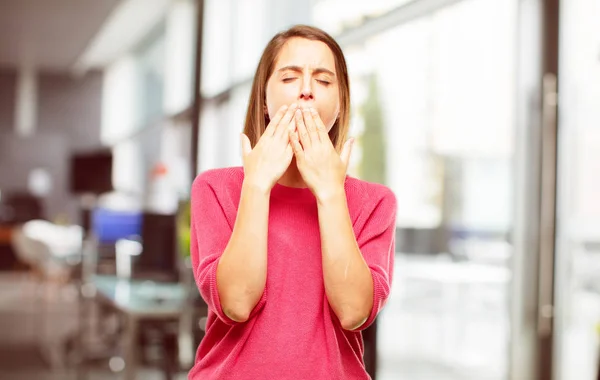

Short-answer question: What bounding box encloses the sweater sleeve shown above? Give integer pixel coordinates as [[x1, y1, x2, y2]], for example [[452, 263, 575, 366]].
[[190, 173, 267, 326], [351, 189, 397, 332]]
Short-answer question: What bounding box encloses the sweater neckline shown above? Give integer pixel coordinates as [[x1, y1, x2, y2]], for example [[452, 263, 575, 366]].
[[270, 181, 316, 203]]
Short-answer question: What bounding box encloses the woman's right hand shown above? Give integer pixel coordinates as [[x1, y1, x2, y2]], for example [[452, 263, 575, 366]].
[[240, 103, 298, 192]]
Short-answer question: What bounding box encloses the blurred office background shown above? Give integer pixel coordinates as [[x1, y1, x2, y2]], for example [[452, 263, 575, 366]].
[[0, 0, 598, 379]]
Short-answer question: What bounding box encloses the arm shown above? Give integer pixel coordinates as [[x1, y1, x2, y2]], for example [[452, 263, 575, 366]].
[[193, 105, 298, 324], [317, 189, 397, 331], [190, 175, 269, 325], [317, 189, 372, 330], [216, 180, 270, 322], [288, 107, 396, 331]]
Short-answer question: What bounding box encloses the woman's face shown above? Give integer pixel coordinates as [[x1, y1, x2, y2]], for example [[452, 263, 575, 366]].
[[265, 37, 340, 132]]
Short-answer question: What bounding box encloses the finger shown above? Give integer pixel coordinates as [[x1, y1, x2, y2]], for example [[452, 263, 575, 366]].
[[240, 133, 252, 157], [285, 142, 294, 162], [309, 108, 330, 141], [295, 109, 312, 149], [302, 108, 320, 143], [340, 137, 354, 168], [286, 116, 296, 136], [264, 105, 289, 136], [289, 130, 304, 160], [274, 103, 298, 138], [310, 108, 330, 141]]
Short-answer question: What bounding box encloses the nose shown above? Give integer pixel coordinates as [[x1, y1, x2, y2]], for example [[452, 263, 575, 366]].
[[299, 77, 314, 101], [300, 89, 314, 101]]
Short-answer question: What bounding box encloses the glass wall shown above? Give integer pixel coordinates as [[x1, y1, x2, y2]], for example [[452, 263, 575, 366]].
[[101, 0, 197, 204], [555, 0, 600, 378], [197, 0, 312, 172], [196, 1, 519, 379], [338, 1, 516, 378]]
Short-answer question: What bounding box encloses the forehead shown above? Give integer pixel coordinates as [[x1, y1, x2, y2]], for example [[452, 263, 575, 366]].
[[274, 37, 336, 72]]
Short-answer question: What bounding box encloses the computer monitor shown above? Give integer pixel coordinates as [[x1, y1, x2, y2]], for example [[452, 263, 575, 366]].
[[134, 212, 180, 282], [69, 150, 113, 195]]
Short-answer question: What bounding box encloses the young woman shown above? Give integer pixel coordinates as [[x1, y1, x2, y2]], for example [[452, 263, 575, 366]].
[[189, 25, 397, 380]]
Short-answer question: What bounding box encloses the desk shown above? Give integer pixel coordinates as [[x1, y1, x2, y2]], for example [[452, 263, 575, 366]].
[[0, 225, 12, 243], [402, 260, 511, 285], [398, 257, 511, 368], [90, 275, 187, 380], [0, 224, 17, 269]]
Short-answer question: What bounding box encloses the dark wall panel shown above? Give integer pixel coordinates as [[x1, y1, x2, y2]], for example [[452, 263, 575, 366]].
[[0, 70, 16, 132]]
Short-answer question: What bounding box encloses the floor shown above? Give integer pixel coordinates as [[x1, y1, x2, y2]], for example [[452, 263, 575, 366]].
[[1, 253, 598, 380], [377, 254, 509, 380], [376, 253, 600, 380], [0, 272, 188, 380]]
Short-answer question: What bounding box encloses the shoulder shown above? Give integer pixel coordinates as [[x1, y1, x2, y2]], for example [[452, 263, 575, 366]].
[[345, 176, 397, 234], [344, 175, 396, 209], [192, 166, 244, 195]]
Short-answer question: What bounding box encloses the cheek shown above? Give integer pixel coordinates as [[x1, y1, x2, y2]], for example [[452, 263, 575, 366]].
[[266, 83, 300, 118], [315, 94, 340, 130]]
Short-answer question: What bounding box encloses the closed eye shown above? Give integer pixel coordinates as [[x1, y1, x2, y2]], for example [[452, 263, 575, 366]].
[[282, 78, 297, 83], [316, 79, 331, 85]]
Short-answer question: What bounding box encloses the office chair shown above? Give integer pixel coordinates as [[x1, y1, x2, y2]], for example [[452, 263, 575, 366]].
[[11, 220, 83, 369]]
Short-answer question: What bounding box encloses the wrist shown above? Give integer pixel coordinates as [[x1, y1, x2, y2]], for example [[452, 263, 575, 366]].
[[242, 177, 272, 197], [315, 184, 346, 205]]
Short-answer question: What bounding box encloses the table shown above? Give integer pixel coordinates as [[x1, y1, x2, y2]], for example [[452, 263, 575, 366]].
[[0, 224, 17, 269], [401, 260, 511, 285], [398, 257, 511, 368], [90, 275, 187, 380]]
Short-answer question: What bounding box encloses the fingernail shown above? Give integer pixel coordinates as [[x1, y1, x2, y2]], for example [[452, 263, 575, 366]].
[[310, 108, 317, 114], [290, 103, 297, 109]]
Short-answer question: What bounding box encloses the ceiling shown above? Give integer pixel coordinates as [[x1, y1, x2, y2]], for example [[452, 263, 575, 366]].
[[0, 0, 121, 71]]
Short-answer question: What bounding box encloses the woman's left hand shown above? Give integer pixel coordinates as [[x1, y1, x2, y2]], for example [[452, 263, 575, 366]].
[[289, 108, 354, 201]]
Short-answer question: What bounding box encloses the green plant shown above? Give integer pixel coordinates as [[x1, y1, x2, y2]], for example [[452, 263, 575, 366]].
[[359, 74, 387, 185], [177, 200, 191, 258]]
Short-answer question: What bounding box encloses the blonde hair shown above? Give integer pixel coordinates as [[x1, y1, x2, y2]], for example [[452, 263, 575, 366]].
[[242, 25, 350, 153]]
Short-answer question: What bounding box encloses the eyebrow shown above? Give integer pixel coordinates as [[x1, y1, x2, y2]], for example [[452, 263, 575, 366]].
[[277, 65, 336, 77]]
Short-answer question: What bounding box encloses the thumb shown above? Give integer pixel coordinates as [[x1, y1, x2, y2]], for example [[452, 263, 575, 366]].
[[240, 133, 252, 157], [340, 137, 354, 168]]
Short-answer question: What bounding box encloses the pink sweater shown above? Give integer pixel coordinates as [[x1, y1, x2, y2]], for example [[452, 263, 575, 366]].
[[188, 166, 397, 380]]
